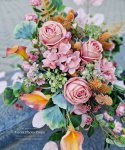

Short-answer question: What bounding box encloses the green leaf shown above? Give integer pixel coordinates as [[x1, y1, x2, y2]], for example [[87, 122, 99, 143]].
[[117, 95, 125, 105], [49, 131, 65, 141], [3, 88, 17, 105], [13, 21, 37, 39], [52, 94, 73, 111], [84, 124, 90, 129], [106, 138, 114, 145], [113, 84, 125, 94], [21, 80, 38, 93], [70, 115, 82, 128], [44, 99, 55, 109], [91, 121, 99, 127], [95, 114, 109, 127], [114, 140, 125, 147], [115, 66, 123, 76], [88, 126, 94, 137], [52, 0, 63, 8], [42, 89, 52, 95], [13, 90, 21, 97], [13, 82, 22, 91], [57, 5, 66, 12], [33, 7, 42, 13], [42, 105, 66, 129]]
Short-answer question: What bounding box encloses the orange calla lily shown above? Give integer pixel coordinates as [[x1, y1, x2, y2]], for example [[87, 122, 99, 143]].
[[60, 124, 84, 150], [6, 45, 29, 61], [19, 91, 50, 110]]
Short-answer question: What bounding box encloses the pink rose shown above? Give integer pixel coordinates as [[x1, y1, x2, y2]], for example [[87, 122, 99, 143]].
[[22, 62, 31, 71], [64, 77, 92, 105], [113, 120, 122, 133], [103, 111, 113, 121], [30, 0, 41, 6], [80, 38, 103, 62], [91, 0, 104, 7], [24, 13, 38, 23], [100, 58, 116, 82], [116, 102, 125, 116], [39, 21, 66, 49]]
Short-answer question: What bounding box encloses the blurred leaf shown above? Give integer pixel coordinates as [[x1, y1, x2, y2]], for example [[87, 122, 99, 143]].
[[113, 84, 125, 94], [106, 138, 114, 145], [52, 94, 73, 111], [88, 126, 94, 137], [57, 5, 66, 12], [49, 131, 65, 141], [3, 88, 17, 105], [115, 66, 123, 76], [21, 80, 38, 93], [92, 121, 99, 127], [70, 115, 82, 128], [42, 105, 66, 129], [13, 21, 37, 39], [13, 82, 22, 91]]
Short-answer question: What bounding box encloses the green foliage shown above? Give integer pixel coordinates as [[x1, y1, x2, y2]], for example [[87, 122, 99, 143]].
[[91, 121, 99, 127], [13, 21, 37, 39], [21, 80, 38, 93], [44, 99, 55, 109], [113, 84, 125, 94], [42, 105, 66, 129], [115, 66, 123, 76], [84, 124, 90, 129], [88, 126, 94, 137], [95, 114, 109, 127], [52, 94, 73, 111], [57, 5, 66, 12], [84, 24, 102, 39], [13, 82, 22, 97], [70, 115, 82, 128], [49, 131, 65, 141], [3, 88, 17, 105]]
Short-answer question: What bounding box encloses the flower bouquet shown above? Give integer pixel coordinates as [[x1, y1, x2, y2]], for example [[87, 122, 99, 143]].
[[3, 0, 125, 149]]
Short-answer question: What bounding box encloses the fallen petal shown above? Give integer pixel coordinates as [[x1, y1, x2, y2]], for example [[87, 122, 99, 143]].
[[43, 141, 58, 150], [0, 81, 7, 94], [0, 72, 5, 79], [32, 111, 45, 128]]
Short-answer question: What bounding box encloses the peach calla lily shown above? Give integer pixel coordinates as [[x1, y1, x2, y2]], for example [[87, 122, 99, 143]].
[[6, 45, 29, 61], [19, 91, 50, 110], [60, 124, 84, 150]]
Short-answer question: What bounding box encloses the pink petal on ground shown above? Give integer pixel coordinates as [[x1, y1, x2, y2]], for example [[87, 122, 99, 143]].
[[0, 81, 7, 94], [32, 111, 45, 128], [0, 72, 5, 78], [43, 141, 58, 150]]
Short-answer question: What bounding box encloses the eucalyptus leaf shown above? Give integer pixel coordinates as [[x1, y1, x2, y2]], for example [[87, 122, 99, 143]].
[[42, 105, 66, 129], [106, 138, 114, 145], [13, 82, 22, 91], [113, 84, 125, 93], [115, 66, 123, 76], [13, 21, 37, 39], [52, 94, 73, 111], [114, 140, 125, 147]]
